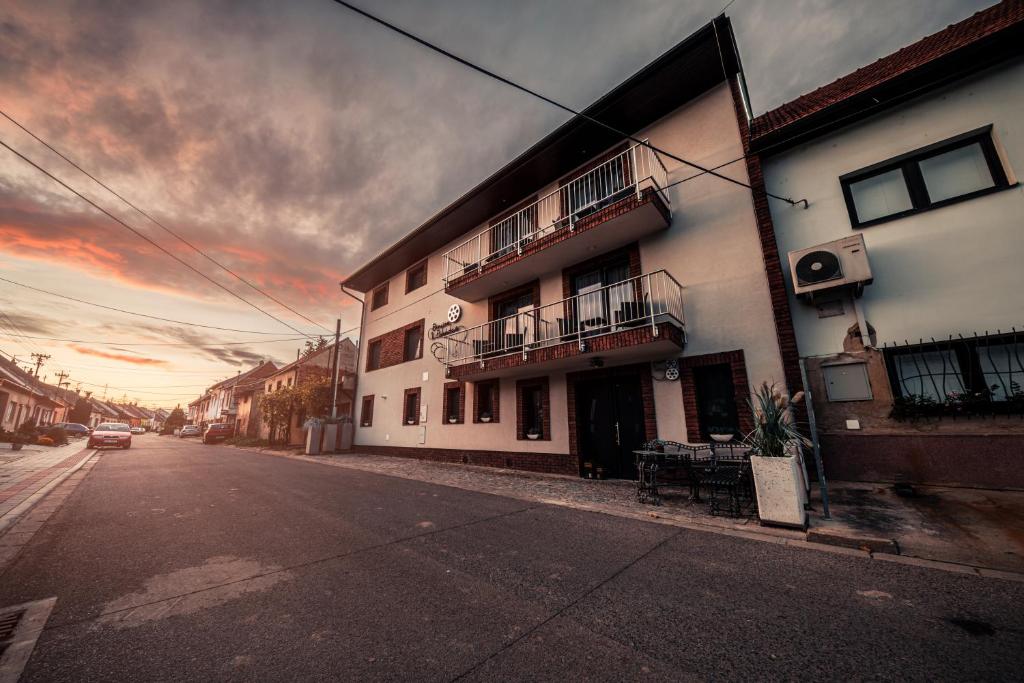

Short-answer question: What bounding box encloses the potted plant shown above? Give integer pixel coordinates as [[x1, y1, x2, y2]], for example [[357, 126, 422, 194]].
[[448, 417, 458, 424], [746, 382, 810, 529], [708, 427, 734, 443], [479, 411, 492, 423], [525, 426, 541, 440]]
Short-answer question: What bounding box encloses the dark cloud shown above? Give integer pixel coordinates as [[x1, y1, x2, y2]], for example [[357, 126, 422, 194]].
[[0, 0, 991, 308]]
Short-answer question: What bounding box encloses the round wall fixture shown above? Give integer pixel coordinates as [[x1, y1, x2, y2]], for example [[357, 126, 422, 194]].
[[664, 366, 680, 381], [447, 303, 462, 323]]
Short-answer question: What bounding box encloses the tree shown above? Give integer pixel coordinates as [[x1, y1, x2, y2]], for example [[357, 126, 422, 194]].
[[302, 337, 329, 359], [260, 376, 333, 445], [161, 407, 186, 435], [68, 393, 93, 424]]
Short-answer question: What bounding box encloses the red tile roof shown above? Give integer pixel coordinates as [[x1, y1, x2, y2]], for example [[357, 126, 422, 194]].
[[751, 0, 1024, 141]]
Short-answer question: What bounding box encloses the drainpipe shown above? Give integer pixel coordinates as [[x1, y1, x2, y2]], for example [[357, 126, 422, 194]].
[[339, 283, 365, 429]]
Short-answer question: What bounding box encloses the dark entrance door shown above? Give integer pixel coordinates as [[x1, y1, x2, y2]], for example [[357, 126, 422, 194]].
[[574, 372, 646, 479], [692, 363, 741, 440]]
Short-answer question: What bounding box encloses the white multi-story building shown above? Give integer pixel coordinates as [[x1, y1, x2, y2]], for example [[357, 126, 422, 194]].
[[342, 17, 801, 478]]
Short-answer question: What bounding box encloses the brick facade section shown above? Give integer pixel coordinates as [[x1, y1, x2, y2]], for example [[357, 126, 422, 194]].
[[445, 189, 669, 294], [727, 77, 805, 407], [441, 381, 465, 424], [365, 319, 425, 372], [359, 394, 374, 427], [678, 350, 754, 443], [447, 323, 684, 381], [565, 363, 657, 464], [472, 379, 500, 423], [515, 377, 551, 440], [403, 387, 421, 425], [356, 445, 578, 476]]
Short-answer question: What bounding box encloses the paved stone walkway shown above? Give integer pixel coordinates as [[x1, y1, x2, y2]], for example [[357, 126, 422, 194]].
[[0, 441, 93, 528]]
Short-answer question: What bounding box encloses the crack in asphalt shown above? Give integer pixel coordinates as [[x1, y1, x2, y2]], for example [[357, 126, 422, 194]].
[[41, 502, 542, 633], [448, 527, 685, 681]]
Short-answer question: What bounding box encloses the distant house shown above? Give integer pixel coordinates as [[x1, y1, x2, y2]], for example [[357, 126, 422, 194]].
[[0, 356, 61, 431], [258, 339, 357, 446], [88, 398, 122, 428], [185, 361, 279, 430]]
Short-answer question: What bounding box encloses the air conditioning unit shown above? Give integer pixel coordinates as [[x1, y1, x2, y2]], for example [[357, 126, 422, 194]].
[[788, 234, 872, 298]]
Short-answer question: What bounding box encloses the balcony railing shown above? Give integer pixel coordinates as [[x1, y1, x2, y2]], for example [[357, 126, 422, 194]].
[[442, 142, 670, 286], [442, 270, 684, 370]]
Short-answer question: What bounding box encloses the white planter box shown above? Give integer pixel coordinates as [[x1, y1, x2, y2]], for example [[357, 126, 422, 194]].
[[750, 455, 807, 529]]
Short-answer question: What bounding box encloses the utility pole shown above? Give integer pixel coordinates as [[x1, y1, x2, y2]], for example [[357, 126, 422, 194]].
[[330, 318, 341, 418], [30, 352, 50, 377], [56, 371, 70, 388]]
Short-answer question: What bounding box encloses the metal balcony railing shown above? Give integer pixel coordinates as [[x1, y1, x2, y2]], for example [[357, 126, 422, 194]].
[[442, 270, 684, 370], [442, 142, 670, 286]]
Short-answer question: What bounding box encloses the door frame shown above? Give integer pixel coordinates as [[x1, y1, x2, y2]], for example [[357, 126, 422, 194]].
[[566, 362, 657, 477]]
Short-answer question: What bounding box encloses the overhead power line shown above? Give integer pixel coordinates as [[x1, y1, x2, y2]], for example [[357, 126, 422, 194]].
[[0, 137, 316, 339], [0, 276, 317, 336], [0, 333, 309, 347], [0, 110, 334, 334], [329, 1, 804, 207]]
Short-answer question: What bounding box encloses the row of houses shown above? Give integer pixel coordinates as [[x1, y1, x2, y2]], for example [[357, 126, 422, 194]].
[[0, 354, 169, 433], [186, 339, 358, 446], [339, 2, 1024, 489]]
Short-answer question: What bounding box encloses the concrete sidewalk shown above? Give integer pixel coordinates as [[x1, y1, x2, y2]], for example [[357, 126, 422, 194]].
[[0, 441, 94, 533]]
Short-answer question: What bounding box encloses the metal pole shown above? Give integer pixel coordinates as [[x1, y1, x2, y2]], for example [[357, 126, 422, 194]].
[[799, 358, 830, 518], [330, 318, 341, 419]]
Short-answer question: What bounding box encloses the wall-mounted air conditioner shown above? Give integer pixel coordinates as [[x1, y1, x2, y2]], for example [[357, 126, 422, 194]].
[[788, 234, 873, 298]]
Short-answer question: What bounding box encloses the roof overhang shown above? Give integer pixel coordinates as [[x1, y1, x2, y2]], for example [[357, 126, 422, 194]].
[[342, 17, 741, 292], [751, 18, 1024, 155]]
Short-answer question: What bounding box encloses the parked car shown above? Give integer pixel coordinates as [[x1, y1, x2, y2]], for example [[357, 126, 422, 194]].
[[178, 425, 201, 438], [203, 423, 234, 444], [88, 423, 132, 449], [130, 426, 145, 435], [54, 423, 91, 438]]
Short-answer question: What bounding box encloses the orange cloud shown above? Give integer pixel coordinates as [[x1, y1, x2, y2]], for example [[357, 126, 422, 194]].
[[70, 345, 168, 366]]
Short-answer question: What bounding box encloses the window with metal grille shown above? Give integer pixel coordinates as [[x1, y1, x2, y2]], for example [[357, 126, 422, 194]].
[[885, 332, 1024, 409]]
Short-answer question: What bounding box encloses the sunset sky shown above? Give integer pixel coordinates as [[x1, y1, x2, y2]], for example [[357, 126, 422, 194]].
[[0, 0, 989, 408]]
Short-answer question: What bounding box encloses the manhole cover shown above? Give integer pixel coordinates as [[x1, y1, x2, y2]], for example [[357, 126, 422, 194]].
[[0, 598, 57, 681]]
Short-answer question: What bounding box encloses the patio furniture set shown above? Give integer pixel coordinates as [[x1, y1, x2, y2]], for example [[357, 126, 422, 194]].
[[634, 440, 755, 517]]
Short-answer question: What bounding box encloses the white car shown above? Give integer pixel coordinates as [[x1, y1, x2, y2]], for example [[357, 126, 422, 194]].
[[178, 425, 201, 438], [130, 426, 145, 435]]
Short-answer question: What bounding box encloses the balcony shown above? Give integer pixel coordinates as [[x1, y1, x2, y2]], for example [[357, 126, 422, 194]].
[[442, 143, 671, 301], [442, 270, 685, 381]]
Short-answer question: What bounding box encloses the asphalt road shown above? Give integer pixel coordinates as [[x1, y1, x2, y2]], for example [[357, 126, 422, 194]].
[[1, 436, 1022, 681]]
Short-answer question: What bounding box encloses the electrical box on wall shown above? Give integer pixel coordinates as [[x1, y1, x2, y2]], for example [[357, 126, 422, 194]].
[[823, 361, 872, 402]]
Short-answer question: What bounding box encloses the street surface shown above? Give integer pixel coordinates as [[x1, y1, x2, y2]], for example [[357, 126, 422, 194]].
[[1, 435, 1022, 681]]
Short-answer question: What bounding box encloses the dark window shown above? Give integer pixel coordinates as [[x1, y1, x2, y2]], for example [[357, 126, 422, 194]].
[[840, 126, 1010, 228], [367, 340, 382, 370], [360, 395, 374, 427], [445, 386, 462, 423], [475, 381, 498, 423], [692, 363, 740, 440], [517, 379, 548, 440], [403, 388, 420, 425], [403, 325, 423, 362], [371, 282, 389, 310], [406, 261, 427, 292]]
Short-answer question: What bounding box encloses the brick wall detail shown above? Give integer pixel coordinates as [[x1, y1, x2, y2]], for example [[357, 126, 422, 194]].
[[365, 319, 425, 372]]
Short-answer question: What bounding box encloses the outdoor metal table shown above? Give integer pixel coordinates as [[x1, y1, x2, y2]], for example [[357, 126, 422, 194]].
[[634, 442, 713, 505]]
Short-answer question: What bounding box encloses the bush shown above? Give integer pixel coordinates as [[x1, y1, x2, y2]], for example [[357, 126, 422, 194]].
[[45, 425, 68, 445]]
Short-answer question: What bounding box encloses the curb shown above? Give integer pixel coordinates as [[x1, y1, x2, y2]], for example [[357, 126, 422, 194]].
[[221, 446, 1024, 582], [0, 449, 96, 537]]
